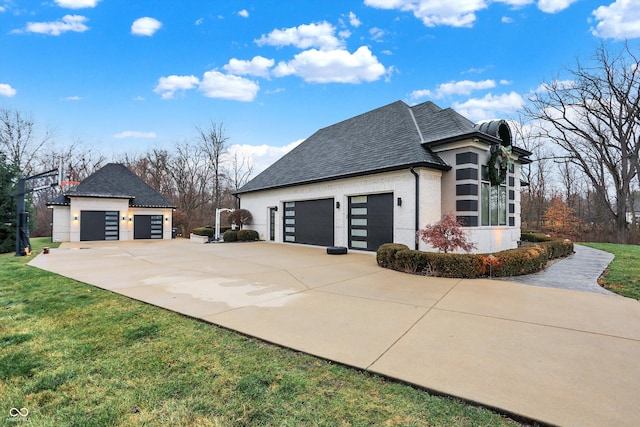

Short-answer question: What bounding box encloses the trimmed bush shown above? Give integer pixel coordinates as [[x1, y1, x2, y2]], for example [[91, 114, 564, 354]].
[[486, 246, 549, 277], [520, 231, 553, 243], [392, 249, 485, 278], [192, 227, 215, 238], [237, 229, 259, 241], [223, 230, 238, 242], [376, 244, 409, 269], [376, 236, 574, 278]]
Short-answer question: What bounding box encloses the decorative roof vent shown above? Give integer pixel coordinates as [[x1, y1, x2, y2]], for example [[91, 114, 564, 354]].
[[475, 120, 512, 146]]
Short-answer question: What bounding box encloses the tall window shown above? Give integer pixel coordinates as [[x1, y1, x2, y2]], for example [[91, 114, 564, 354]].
[[481, 166, 507, 226]]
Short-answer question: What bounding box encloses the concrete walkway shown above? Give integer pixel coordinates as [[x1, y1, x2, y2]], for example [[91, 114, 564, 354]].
[[29, 240, 640, 427], [504, 244, 616, 295]]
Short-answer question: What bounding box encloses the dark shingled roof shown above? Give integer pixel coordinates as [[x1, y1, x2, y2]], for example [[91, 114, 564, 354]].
[[236, 100, 506, 195], [48, 163, 175, 208]]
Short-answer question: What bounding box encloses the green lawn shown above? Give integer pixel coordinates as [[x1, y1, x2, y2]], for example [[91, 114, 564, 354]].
[[1, 238, 526, 427], [580, 242, 640, 300]]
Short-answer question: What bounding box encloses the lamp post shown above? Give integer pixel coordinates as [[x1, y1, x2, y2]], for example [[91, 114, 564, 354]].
[[215, 208, 234, 241]]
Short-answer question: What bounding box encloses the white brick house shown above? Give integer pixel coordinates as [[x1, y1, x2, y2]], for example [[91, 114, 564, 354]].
[[235, 100, 531, 253]]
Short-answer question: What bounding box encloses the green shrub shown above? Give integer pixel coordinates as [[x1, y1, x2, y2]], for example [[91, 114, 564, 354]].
[[376, 243, 409, 269], [520, 231, 553, 243], [376, 236, 574, 278], [223, 230, 238, 242], [541, 239, 574, 259], [394, 249, 484, 278], [192, 227, 215, 238], [486, 246, 549, 277], [237, 229, 259, 241]]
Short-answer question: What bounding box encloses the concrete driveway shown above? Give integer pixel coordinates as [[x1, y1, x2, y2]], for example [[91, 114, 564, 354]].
[[29, 240, 640, 427]]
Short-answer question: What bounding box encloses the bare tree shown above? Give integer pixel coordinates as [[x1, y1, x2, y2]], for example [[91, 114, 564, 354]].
[[227, 150, 254, 191], [512, 119, 554, 230], [0, 107, 53, 175], [525, 43, 640, 243], [169, 139, 210, 234], [197, 120, 228, 211]]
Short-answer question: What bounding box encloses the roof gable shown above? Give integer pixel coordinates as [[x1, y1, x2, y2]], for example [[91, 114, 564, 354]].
[[48, 163, 175, 208]]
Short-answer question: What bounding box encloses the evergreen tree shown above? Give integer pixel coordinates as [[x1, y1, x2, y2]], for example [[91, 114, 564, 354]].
[[0, 153, 18, 253]]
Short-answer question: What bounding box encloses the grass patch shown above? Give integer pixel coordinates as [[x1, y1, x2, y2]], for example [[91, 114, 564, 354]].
[[581, 242, 640, 300], [0, 238, 529, 426]]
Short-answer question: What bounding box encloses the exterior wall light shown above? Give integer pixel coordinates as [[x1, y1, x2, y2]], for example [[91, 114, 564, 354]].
[[397, 197, 402, 207], [336, 201, 340, 209], [165, 217, 169, 222], [74, 215, 78, 221], [129, 217, 132, 222]]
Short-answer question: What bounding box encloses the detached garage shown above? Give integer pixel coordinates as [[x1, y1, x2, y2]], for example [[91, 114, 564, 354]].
[[48, 163, 175, 243]]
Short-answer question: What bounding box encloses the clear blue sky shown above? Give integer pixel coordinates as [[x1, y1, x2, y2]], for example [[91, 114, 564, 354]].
[[1, 0, 638, 171]]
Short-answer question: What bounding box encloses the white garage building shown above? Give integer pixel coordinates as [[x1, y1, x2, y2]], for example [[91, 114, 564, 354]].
[[48, 163, 175, 242]]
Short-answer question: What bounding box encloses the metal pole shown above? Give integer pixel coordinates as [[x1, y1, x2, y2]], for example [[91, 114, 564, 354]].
[[14, 178, 26, 256]]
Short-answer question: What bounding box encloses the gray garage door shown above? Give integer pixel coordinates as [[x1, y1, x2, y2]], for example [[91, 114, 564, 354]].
[[80, 211, 119, 241], [134, 215, 163, 239], [349, 193, 393, 251], [283, 198, 334, 246]]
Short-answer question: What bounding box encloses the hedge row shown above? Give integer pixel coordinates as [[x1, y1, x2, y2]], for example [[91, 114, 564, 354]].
[[377, 238, 574, 278], [191, 226, 232, 238], [223, 229, 259, 242]]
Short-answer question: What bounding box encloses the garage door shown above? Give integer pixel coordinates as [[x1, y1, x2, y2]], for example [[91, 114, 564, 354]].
[[134, 215, 163, 239], [283, 198, 334, 246], [349, 193, 393, 251], [80, 211, 119, 241]]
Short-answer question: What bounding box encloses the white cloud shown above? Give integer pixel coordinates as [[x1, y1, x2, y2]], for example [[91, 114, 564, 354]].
[[238, 9, 249, 18], [411, 79, 497, 100], [153, 75, 200, 99], [409, 89, 432, 100], [255, 21, 343, 50], [131, 17, 162, 36], [55, 0, 100, 9], [223, 56, 274, 78], [229, 139, 304, 175], [113, 131, 157, 139], [365, 0, 575, 27], [0, 83, 16, 97], [364, 0, 487, 28], [19, 15, 89, 36], [591, 0, 640, 40], [534, 79, 575, 93], [199, 71, 259, 102], [349, 11, 362, 27], [369, 27, 385, 40], [154, 71, 260, 102], [195, 18, 204, 26], [0, 6, 6, 13], [537, 0, 578, 14], [502, 16, 513, 23], [273, 46, 387, 84], [63, 95, 81, 101], [452, 91, 525, 121]]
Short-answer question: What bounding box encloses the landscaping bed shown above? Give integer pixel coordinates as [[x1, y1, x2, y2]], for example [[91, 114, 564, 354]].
[[377, 233, 574, 278]]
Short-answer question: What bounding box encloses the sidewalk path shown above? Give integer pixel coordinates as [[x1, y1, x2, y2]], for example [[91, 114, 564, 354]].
[[29, 240, 640, 427], [503, 244, 616, 295]]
